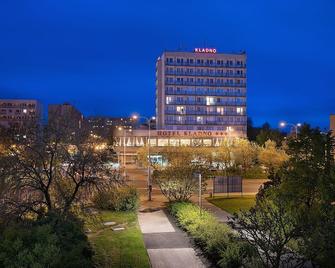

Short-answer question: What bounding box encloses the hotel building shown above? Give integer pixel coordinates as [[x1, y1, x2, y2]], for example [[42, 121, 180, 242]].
[[114, 48, 247, 159], [156, 49, 247, 136], [0, 99, 42, 128]]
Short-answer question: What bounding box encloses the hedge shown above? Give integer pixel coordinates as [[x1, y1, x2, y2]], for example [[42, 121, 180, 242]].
[[168, 202, 261, 268]]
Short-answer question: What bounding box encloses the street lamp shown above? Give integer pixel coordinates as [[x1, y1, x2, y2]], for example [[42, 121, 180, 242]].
[[118, 126, 132, 178], [132, 114, 156, 201], [279, 121, 301, 138]]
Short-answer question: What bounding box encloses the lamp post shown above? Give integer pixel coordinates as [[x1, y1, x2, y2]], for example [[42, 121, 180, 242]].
[[118, 127, 132, 178], [279, 121, 302, 138], [132, 114, 156, 201]]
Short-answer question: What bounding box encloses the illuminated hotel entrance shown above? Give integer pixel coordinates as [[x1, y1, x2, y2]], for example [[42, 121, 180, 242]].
[[114, 129, 243, 148], [114, 129, 244, 166]]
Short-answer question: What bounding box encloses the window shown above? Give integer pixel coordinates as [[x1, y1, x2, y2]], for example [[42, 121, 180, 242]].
[[236, 107, 244, 114], [158, 139, 169, 146], [166, 96, 172, 104], [217, 107, 224, 115], [176, 106, 185, 114], [206, 97, 215, 105], [169, 139, 180, 146], [197, 116, 203, 124], [180, 139, 191, 146]]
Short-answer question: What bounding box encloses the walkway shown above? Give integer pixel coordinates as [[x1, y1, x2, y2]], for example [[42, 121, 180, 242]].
[[138, 209, 207, 268], [189, 194, 233, 223]]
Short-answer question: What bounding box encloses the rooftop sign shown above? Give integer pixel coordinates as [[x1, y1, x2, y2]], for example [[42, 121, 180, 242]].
[[194, 48, 217, 53]]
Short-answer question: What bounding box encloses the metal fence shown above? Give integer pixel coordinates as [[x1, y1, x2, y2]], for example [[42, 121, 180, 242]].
[[213, 176, 242, 194]]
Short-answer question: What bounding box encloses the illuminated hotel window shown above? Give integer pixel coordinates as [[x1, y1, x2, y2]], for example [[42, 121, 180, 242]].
[[166, 96, 172, 104], [180, 139, 191, 146], [237, 107, 243, 114], [158, 139, 169, 146], [217, 107, 224, 115], [149, 138, 157, 146], [169, 139, 180, 146], [206, 97, 215, 105], [203, 139, 212, 146], [176, 106, 185, 114], [196, 116, 203, 124]]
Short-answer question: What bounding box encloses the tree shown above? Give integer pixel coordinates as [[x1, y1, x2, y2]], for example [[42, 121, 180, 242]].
[[0, 123, 121, 220], [243, 125, 335, 267], [232, 194, 301, 268], [214, 138, 234, 175], [274, 125, 335, 266], [256, 123, 284, 146], [247, 117, 261, 141], [232, 139, 258, 175], [152, 146, 212, 201], [258, 140, 288, 174]]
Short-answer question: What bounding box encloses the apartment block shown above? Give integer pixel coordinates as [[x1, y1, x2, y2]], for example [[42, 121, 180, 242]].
[[0, 99, 41, 128]]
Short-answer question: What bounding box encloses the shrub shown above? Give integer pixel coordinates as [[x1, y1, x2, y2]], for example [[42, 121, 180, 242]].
[[0, 213, 93, 268], [93, 186, 139, 211], [243, 166, 267, 179], [168, 202, 260, 267]]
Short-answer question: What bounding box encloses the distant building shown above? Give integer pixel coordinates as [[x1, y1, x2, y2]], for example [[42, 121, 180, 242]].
[[0, 99, 42, 128], [156, 48, 247, 137], [85, 116, 135, 138], [48, 103, 83, 130], [330, 115, 335, 135]]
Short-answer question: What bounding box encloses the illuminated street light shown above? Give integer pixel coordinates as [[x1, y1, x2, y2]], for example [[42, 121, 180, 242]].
[[279, 121, 301, 138], [132, 114, 155, 201]]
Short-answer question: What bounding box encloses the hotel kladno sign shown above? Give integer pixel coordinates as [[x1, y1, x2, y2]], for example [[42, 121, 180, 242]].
[[157, 130, 227, 137], [194, 48, 217, 53]]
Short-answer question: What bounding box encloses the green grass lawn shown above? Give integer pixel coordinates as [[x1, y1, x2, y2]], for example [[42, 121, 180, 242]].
[[85, 211, 150, 268], [207, 195, 256, 214]]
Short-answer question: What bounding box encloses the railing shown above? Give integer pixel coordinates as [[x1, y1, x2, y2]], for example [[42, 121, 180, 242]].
[[165, 62, 246, 68], [165, 81, 246, 87], [166, 100, 246, 106], [164, 110, 246, 116], [164, 120, 247, 125], [165, 89, 246, 97], [165, 70, 246, 78]]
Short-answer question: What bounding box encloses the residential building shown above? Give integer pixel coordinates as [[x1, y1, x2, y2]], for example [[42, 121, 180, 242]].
[[48, 102, 83, 130], [85, 116, 135, 138], [330, 114, 335, 135], [0, 99, 42, 128]]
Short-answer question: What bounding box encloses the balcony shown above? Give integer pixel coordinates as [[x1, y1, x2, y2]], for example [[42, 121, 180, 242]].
[[164, 110, 246, 116], [165, 89, 246, 97], [165, 62, 247, 68], [165, 81, 246, 87], [165, 70, 246, 78], [164, 120, 247, 125], [166, 100, 246, 106]]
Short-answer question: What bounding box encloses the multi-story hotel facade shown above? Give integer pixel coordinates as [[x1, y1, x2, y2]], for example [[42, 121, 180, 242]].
[[156, 49, 247, 137], [114, 48, 248, 166]]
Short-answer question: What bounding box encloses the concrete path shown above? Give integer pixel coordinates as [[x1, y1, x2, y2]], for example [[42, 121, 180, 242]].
[[191, 195, 232, 223], [138, 209, 207, 268]]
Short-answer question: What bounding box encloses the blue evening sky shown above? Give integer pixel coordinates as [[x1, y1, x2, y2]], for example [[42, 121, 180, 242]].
[[0, 0, 334, 128]]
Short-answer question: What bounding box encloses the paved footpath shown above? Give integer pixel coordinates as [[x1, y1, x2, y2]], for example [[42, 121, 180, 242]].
[[201, 197, 232, 222], [138, 209, 208, 268]]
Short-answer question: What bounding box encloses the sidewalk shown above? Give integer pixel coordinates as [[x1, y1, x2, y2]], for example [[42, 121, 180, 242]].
[[191, 195, 233, 223], [138, 209, 207, 268]]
